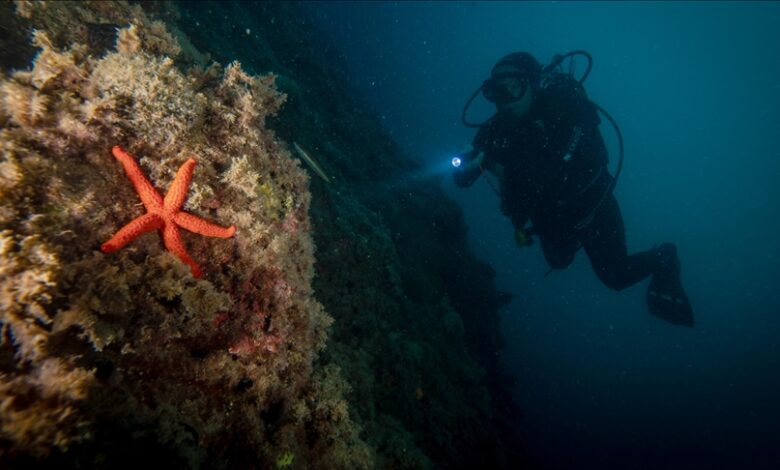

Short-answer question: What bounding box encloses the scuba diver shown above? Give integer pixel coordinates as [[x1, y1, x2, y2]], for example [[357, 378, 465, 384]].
[[453, 51, 693, 326]]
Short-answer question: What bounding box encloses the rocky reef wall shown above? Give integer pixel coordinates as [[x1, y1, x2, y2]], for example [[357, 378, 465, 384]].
[[0, 1, 529, 468], [0, 1, 370, 468]]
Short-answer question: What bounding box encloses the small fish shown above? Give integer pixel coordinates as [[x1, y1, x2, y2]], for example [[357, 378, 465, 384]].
[[293, 142, 332, 184]]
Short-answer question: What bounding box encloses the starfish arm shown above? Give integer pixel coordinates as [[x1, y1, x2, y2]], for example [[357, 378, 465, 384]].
[[164, 159, 196, 212], [174, 211, 237, 238], [101, 213, 163, 253], [163, 224, 203, 278], [112, 146, 164, 211]]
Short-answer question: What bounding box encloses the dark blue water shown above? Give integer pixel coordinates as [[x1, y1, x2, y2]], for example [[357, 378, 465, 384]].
[[303, 2, 780, 469]]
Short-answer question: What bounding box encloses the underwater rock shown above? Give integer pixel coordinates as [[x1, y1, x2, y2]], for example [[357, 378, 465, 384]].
[[0, 1, 370, 468], [84, 22, 122, 57]]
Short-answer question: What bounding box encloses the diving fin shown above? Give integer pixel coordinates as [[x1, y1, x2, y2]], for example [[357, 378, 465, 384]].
[[646, 243, 694, 327]]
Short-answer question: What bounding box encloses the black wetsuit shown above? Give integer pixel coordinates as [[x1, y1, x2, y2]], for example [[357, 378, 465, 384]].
[[454, 76, 662, 290]]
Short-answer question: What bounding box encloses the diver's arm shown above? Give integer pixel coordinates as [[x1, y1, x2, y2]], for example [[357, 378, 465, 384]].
[[452, 150, 485, 188]]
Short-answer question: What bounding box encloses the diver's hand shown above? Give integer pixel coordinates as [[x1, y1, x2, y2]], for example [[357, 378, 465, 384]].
[[453, 149, 484, 172], [514, 227, 534, 247], [463, 150, 485, 171], [452, 149, 485, 188]]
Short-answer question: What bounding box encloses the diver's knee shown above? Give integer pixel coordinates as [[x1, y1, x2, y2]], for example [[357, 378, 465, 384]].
[[540, 235, 578, 270], [545, 252, 575, 270], [595, 269, 630, 291]]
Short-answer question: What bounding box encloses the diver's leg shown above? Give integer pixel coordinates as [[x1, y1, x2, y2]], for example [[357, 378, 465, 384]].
[[539, 230, 579, 270], [580, 194, 660, 291], [580, 194, 693, 324]]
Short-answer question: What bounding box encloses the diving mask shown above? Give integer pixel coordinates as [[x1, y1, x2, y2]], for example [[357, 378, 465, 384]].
[[482, 76, 528, 104]]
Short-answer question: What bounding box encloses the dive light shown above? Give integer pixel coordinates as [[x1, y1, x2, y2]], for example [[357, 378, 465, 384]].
[[451, 156, 462, 168]]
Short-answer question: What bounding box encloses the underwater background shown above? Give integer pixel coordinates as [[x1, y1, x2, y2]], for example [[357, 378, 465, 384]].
[[305, 2, 780, 469], [0, 1, 779, 469]]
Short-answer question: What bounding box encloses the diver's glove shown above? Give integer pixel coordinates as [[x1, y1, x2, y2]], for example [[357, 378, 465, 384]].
[[453, 149, 484, 172], [514, 227, 534, 247]]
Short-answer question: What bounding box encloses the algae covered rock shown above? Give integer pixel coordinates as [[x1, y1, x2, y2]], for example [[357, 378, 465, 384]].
[[0, 1, 370, 467]]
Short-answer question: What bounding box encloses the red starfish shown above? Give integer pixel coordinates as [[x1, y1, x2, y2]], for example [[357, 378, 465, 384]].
[[101, 145, 236, 278]]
